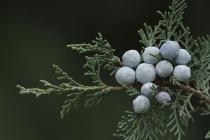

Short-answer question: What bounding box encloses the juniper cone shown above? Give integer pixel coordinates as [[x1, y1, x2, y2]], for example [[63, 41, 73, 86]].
[[160, 41, 180, 61], [133, 95, 150, 114], [122, 50, 141, 68], [155, 60, 173, 78], [136, 63, 156, 84], [173, 65, 191, 82], [175, 49, 191, 65], [115, 67, 136, 86], [143, 47, 160, 64], [141, 83, 157, 97], [156, 92, 171, 104]]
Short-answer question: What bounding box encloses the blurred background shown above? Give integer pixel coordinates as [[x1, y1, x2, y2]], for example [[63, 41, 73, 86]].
[[1, 0, 210, 140]]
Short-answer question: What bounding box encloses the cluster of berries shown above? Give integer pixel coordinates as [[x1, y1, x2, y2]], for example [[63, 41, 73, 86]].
[[115, 41, 192, 114]]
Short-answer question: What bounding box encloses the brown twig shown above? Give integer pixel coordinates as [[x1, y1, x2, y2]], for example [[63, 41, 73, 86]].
[[156, 79, 210, 105], [176, 84, 210, 104], [111, 82, 210, 105]]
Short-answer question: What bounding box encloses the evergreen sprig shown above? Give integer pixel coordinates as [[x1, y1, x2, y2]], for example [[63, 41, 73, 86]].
[[192, 36, 210, 98], [138, 23, 161, 48], [166, 92, 194, 140], [17, 64, 124, 118], [17, 34, 126, 118], [67, 33, 120, 74], [206, 130, 210, 139], [157, 0, 187, 40], [114, 101, 167, 140], [16, 0, 210, 139]]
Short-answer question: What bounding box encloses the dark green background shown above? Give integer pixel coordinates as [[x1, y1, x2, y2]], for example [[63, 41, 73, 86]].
[[1, 0, 210, 140]]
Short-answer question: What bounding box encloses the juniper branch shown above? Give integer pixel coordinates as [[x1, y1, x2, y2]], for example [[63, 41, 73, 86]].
[[17, 64, 125, 118], [67, 33, 121, 74], [16, 0, 210, 140]]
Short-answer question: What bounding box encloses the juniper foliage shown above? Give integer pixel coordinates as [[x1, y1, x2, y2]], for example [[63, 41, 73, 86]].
[[192, 36, 210, 98], [17, 0, 210, 139], [206, 130, 210, 139]]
